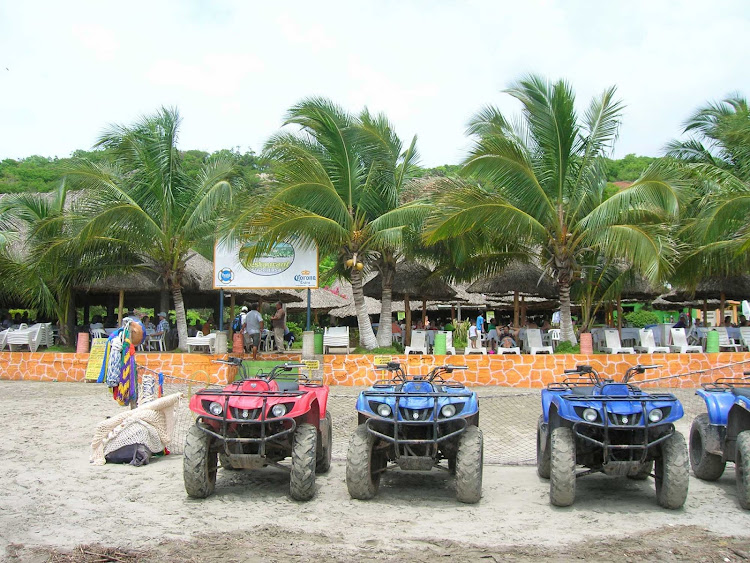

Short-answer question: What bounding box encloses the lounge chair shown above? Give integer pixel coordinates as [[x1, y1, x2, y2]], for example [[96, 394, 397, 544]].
[[633, 329, 670, 354], [669, 327, 702, 353], [186, 331, 216, 354], [600, 329, 635, 354], [7, 323, 45, 352], [740, 327, 750, 351], [405, 330, 428, 355], [0, 328, 13, 351], [323, 326, 351, 354], [526, 329, 553, 355], [715, 327, 742, 352]]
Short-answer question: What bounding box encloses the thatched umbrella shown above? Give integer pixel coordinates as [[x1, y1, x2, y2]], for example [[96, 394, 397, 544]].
[[662, 276, 750, 325], [467, 261, 557, 327], [364, 262, 456, 344]]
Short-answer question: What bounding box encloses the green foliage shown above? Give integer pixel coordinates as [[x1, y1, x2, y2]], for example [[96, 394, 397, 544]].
[[624, 309, 660, 328], [286, 320, 303, 340], [554, 341, 581, 354], [413, 164, 461, 178], [604, 154, 657, 182]]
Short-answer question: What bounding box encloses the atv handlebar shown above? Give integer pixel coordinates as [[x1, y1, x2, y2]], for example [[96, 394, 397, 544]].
[[623, 364, 661, 383]]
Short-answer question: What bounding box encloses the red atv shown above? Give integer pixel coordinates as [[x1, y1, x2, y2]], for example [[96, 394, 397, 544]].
[[183, 358, 331, 500]]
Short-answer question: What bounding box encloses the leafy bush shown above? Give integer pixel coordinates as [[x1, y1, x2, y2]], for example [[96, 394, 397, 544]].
[[286, 320, 303, 340], [624, 310, 659, 328], [554, 341, 581, 354]]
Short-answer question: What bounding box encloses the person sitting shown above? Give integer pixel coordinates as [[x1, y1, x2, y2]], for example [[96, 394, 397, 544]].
[[89, 315, 104, 331], [140, 315, 155, 331], [202, 315, 213, 335], [391, 319, 402, 335], [486, 317, 498, 351], [153, 312, 169, 337], [673, 313, 689, 329], [498, 326, 517, 348], [740, 315, 749, 328], [1, 313, 10, 329], [724, 316, 735, 328], [540, 319, 551, 331], [188, 320, 202, 337]]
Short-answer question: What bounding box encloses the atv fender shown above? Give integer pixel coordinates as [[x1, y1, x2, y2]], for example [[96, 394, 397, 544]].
[[318, 411, 331, 451], [696, 388, 735, 426], [728, 401, 750, 444]]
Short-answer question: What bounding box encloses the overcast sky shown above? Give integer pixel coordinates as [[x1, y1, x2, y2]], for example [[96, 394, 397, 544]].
[[1, 0, 748, 167]]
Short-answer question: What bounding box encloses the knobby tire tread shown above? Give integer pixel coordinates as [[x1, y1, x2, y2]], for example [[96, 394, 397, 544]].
[[655, 430, 689, 509], [346, 424, 381, 500], [735, 431, 750, 510], [549, 427, 576, 507], [455, 426, 483, 503], [289, 423, 317, 501], [183, 424, 217, 498], [537, 415, 550, 479], [690, 414, 725, 481]]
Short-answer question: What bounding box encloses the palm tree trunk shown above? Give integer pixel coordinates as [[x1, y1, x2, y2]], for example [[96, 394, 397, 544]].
[[559, 282, 577, 345], [376, 263, 395, 347], [351, 267, 377, 349], [172, 287, 189, 351]]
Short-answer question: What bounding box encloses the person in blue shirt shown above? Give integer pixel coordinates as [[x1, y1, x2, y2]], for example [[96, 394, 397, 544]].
[[476, 313, 485, 335]]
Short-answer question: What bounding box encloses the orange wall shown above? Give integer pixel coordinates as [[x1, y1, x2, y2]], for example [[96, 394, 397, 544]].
[[2, 351, 749, 387]]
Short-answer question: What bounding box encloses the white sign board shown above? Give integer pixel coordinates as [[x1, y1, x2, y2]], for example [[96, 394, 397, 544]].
[[214, 239, 319, 289]]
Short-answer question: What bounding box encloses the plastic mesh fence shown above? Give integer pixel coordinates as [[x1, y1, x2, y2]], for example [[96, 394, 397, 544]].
[[160, 358, 750, 465]]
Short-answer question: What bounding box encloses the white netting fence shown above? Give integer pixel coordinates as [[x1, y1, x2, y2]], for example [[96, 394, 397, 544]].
[[152, 359, 750, 464]]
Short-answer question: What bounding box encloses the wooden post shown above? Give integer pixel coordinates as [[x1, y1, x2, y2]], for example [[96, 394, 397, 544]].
[[451, 304, 456, 323], [117, 290, 124, 327], [404, 293, 412, 346], [719, 291, 726, 326], [617, 296, 622, 335], [83, 302, 90, 325], [422, 299, 427, 327], [513, 291, 520, 328]]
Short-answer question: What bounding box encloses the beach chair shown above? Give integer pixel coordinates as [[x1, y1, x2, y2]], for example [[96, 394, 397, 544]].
[[599, 329, 635, 354], [148, 330, 166, 351], [186, 331, 216, 353], [715, 327, 742, 352], [464, 345, 487, 355], [323, 326, 351, 354], [405, 330, 428, 355], [526, 329, 553, 355], [740, 327, 750, 351], [669, 327, 702, 353], [0, 328, 13, 351], [7, 323, 45, 352], [633, 328, 670, 354], [435, 331, 456, 355], [497, 343, 521, 355], [543, 328, 561, 350]]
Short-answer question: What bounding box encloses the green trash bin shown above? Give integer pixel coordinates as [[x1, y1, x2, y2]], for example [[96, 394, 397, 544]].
[[433, 332, 447, 355], [314, 333, 324, 354], [705, 330, 719, 353]]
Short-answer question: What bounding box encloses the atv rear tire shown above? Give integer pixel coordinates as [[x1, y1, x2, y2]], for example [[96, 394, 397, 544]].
[[627, 460, 654, 480], [316, 411, 332, 474], [346, 424, 383, 500], [690, 414, 725, 481], [183, 425, 218, 498], [735, 431, 750, 509], [456, 426, 483, 503], [549, 427, 576, 507], [290, 423, 317, 501], [655, 430, 689, 509], [537, 415, 550, 479]]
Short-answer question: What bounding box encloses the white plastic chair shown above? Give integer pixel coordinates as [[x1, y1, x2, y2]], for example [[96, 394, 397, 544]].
[[543, 328, 561, 350], [600, 329, 635, 354], [740, 327, 750, 351], [526, 329, 553, 355], [715, 327, 742, 352], [0, 328, 14, 351], [186, 332, 216, 353], [7, 323, 44, 352], [437, 331, 456, 355], [405, 330, 428, 355], [148, 330, 165, 351], [633, 329, 669, 354], [323, 326, 351, 354], [669, 327, 702, 353]]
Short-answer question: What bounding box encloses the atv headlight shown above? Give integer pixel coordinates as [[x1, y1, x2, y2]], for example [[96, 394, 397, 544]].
[[271, 404, 287, 418], [208, 402, 223, 416], [648, 408, 663, 423], [441, 404, 457, 418], [582, 408, 598, 422], [376, 403, 392, 417]]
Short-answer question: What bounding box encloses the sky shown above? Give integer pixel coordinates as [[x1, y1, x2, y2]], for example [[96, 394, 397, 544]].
[[1, 0, 748, 167]]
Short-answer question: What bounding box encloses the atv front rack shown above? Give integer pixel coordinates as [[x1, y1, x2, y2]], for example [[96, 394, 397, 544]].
[[563, 393, 678, 463], [362, 389, 473, 453], [195, 388, 306, 458]]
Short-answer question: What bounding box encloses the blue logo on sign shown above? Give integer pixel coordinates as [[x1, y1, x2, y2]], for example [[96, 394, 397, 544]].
[[218, 268, 234, 283]]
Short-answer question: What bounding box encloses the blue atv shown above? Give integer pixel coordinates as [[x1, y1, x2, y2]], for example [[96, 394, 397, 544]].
[[537, 364, 689, 509], [346, 362, 482, 503], [690, 372, 750, 509]]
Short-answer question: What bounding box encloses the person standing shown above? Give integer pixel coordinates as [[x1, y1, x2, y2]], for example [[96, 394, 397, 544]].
[[243, 303, 264, 360], [468, 319, 479, 349], [476, 313, 485, 335], [271, 302, 286, 353]]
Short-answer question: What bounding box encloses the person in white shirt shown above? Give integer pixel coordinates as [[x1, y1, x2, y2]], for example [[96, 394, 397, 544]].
[[468, 322, 479, 349], [242, 303, 264, 360]]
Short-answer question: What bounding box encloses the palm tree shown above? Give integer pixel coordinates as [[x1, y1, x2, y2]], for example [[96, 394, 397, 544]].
[[666, 95, 750, 279], [230, 98, 426, 350], [0, 181, 136, 345], [424, 75, 683, 344], [68, 107, 241, 350]]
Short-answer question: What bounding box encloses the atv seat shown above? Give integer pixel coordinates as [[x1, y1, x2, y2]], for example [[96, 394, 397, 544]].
[[275, 379, 299, 392], [732, 387, 750, 399], [569, 386, 595, 396]]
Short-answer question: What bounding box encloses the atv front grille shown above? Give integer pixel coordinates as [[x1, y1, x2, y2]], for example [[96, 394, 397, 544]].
[[607, 412, 642, 426], [399, 407, 432, 421], [232, 407, 261, 420]]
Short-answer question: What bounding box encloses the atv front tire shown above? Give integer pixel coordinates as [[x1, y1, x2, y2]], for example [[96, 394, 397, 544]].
[[735, 431, 750, 510], [455, 426, 483, 503], [627, 460, 654, 480], [655, 430, 689, 509], [346, 424, 384, 500], [537, 415, 550, 479], [316, 411, 333, 474], [549, 427, 576, 507], [690, 414, 725, 481], [290, 423, 317, 501], [183, 425, 218, 498]]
